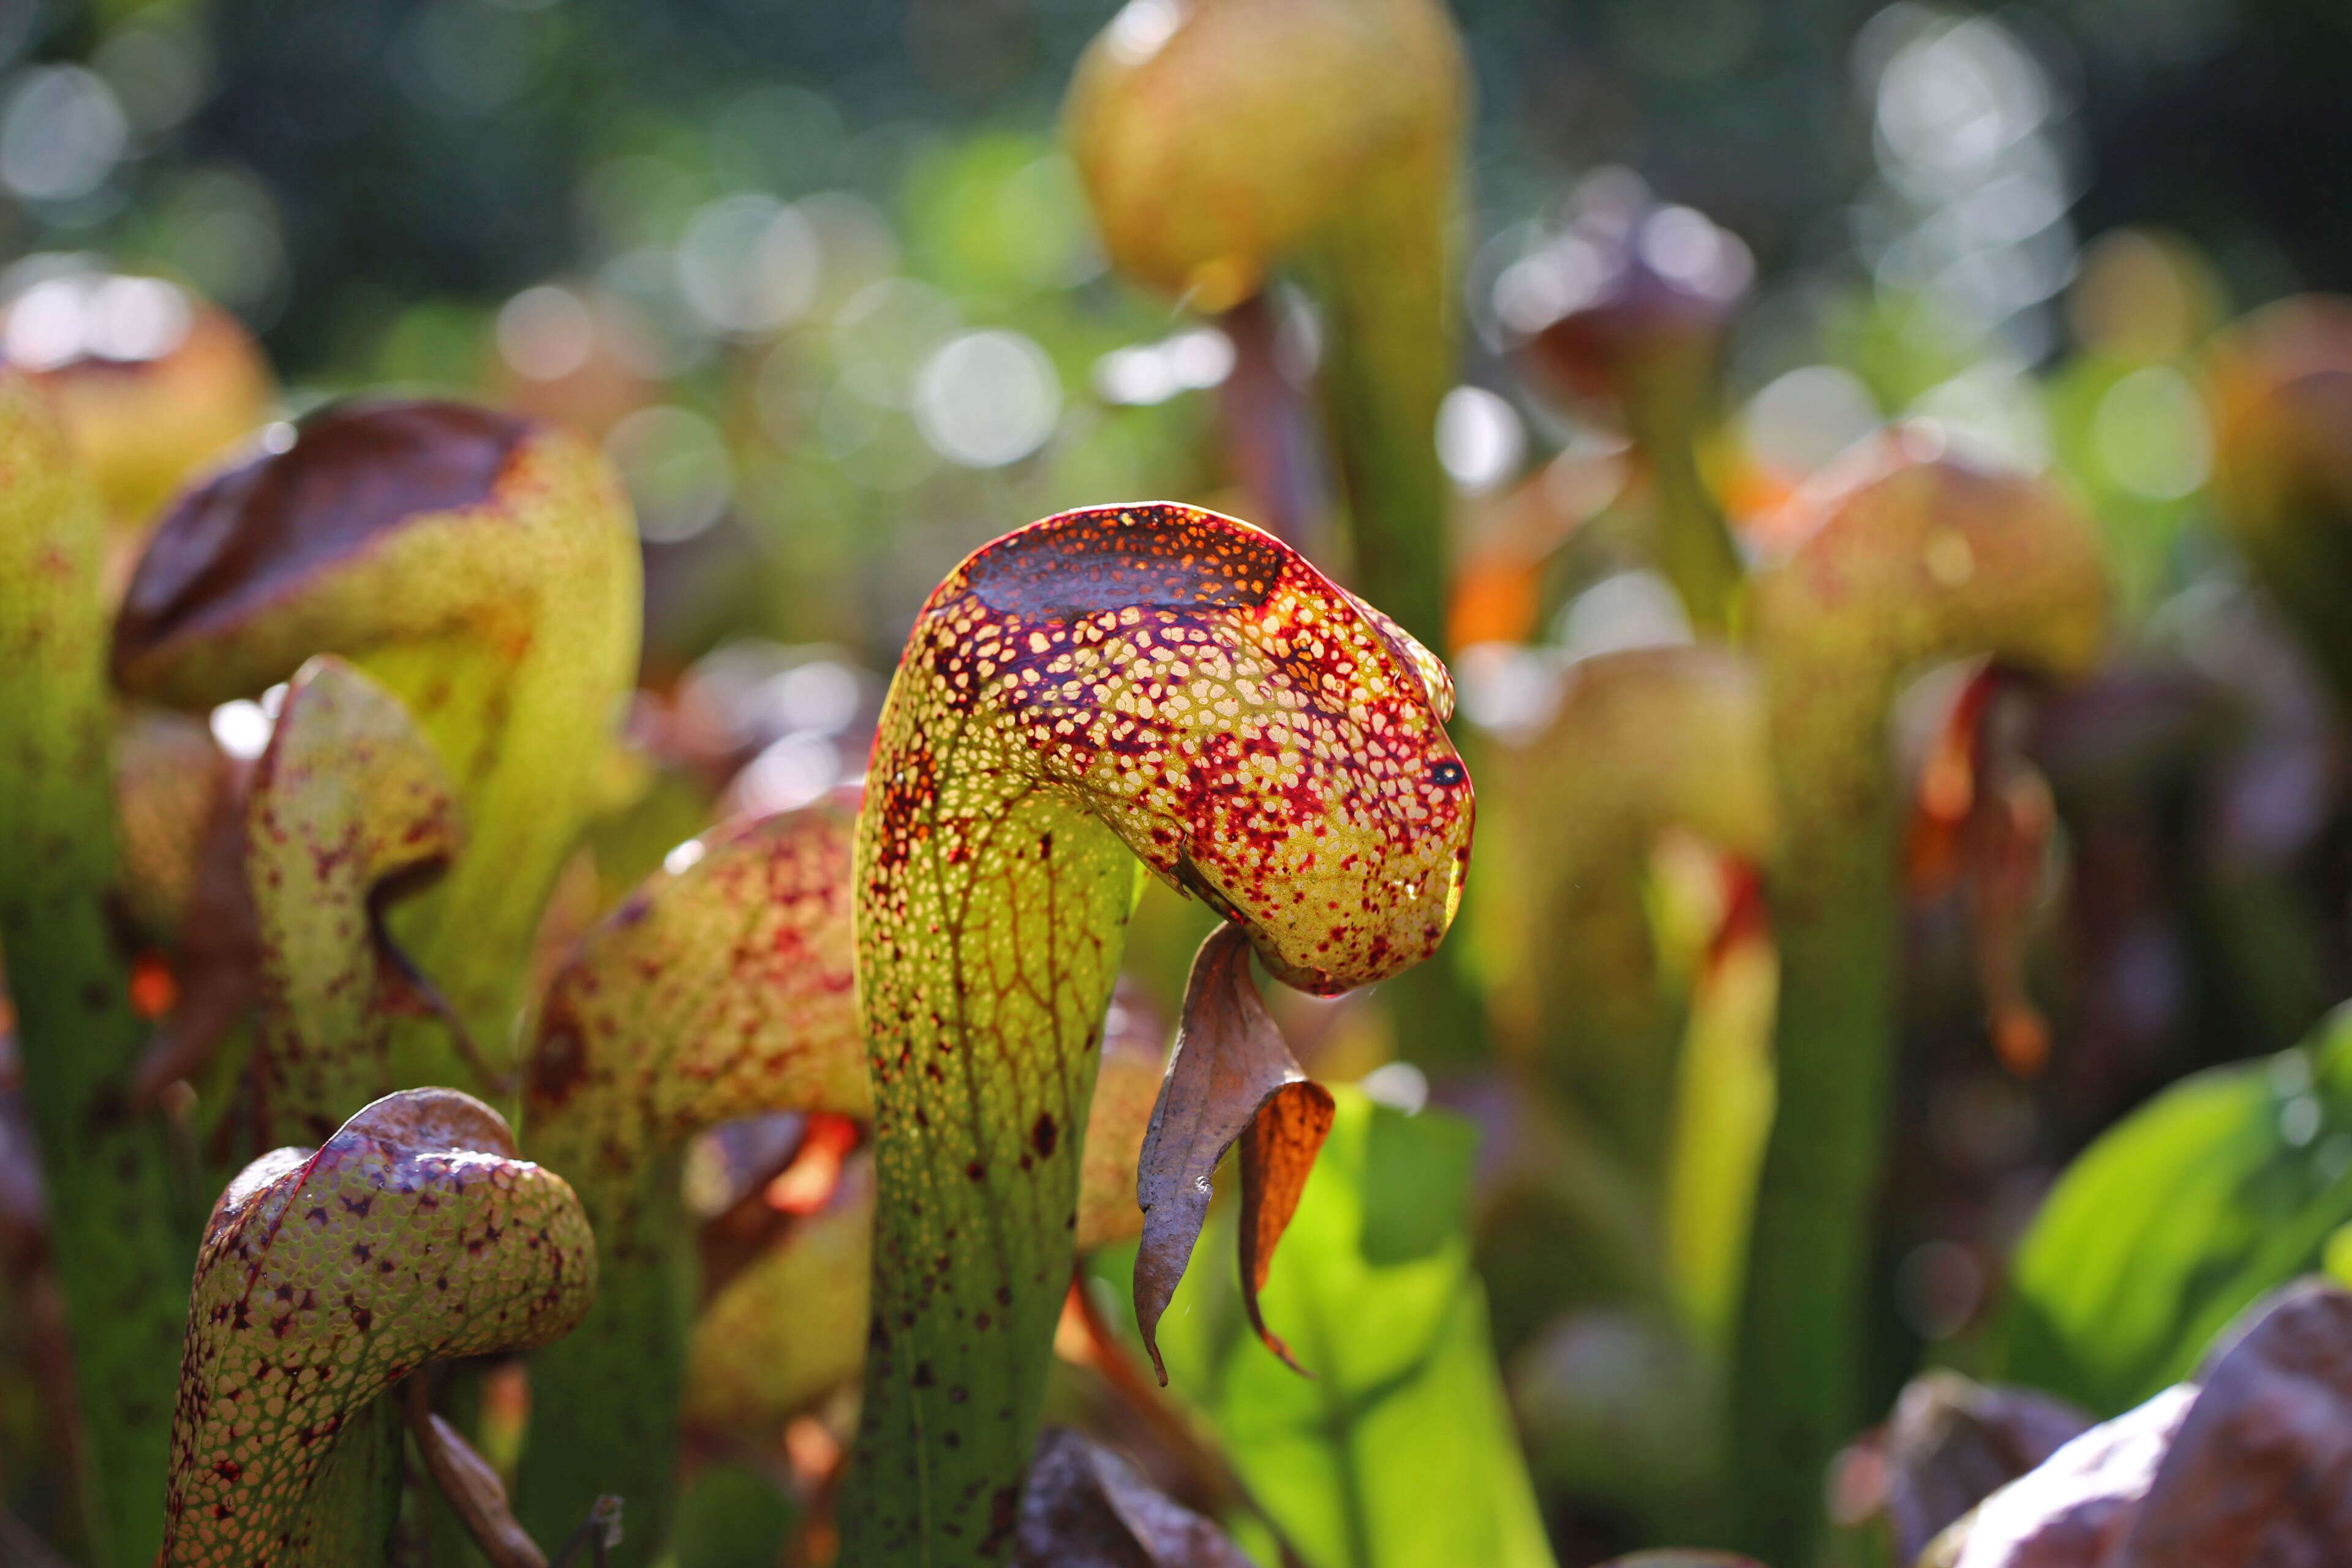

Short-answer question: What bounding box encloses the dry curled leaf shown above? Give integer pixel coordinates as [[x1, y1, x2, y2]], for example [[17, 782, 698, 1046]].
[[1904, 663, 2059, 1077], [1237, 1078, 1335, 1375], [405, 1376, 548, 1568], [1016, 1427, 1254, 1568], [1134, 922, 1332, 1384]]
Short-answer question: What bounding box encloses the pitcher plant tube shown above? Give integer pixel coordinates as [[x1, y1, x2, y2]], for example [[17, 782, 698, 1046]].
[[2206, 294, 2352, 711], [516, 798, 869, 1559], [840, 502, 1472, 1564], [241, 657, 469, 1147], [1728, 435, 2106, 1561], [0, 363, 189, 1568], [1065, 0, 1469, 652], [111, 399, 641, 1095], [162, 1087, 595, 1567]]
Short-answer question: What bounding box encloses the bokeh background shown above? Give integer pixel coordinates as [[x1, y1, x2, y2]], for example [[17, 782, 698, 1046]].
[[6, 0, 2347, 673], [12, 0, 2352, 1562]]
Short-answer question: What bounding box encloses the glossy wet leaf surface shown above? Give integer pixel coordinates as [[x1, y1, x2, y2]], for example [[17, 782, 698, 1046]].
[[2002, 1005, 2352, 1415]]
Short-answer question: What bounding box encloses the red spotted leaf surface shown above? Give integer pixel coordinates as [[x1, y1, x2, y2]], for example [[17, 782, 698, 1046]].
[[244, 657, 469, 1145], [162, 1087, 595, 1568]]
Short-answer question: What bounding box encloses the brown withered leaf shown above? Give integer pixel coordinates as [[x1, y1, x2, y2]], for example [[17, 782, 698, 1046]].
[[1016, 1427, 1253, 1568], [404, 1376, 548, 1568], [1880, 1371, 2094, 1564], [1134, 922, 1330, 1384], [1237, 1079, 1335, 1376], [2112, 1277, 2352, 1566]]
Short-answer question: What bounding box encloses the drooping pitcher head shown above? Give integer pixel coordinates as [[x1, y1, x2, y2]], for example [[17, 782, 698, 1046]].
[[875, 502, 1472, 993]]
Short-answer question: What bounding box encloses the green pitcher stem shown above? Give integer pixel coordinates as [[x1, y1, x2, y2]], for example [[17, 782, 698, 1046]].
[[1308, 155, 1458, 654], [518, 1155, 694, 1560], [842, 786, 1132, 1565], [1723, 453, 2107, 1565], [1727, 753, 1896, 1561], [0, 374, 187, 1568], [1619, 342, 1742, 638]]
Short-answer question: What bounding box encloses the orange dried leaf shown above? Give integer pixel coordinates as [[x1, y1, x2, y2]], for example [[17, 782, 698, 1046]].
[[1237, 1079, 1335, 1376]]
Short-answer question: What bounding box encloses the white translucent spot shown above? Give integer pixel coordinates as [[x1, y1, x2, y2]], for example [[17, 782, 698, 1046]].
[[1906, 364, 2050, 472], [1359, 1061, 1429, 1116], [1493, 241, 1605, 335], [1436, 385, 1526, 494], [2282, 1094, 2323, 1149], [1092, 345, 1175, 407], [764, 660, 861, 734], [1641, 206, 1723, 287], [1558, 570, 1694, 658], [676, 194, 820, 336], [2090, 364, 2211, 501], [497, 285, 595, 382], [208, 699, 273, 761], [1, 66, 128, 202], [1743, 364, 1883, 478], [85, 276, 191, 361], [1874, 17, 2048, 189], [913, 330, 1061, 469], [259, 421, 295, 454], [735, 732, 839, 815], [2272, 1050, 2315, 1098], [1103, 0, 1181, 66], [605, 405, 732, 543], [663, 837, 708, 876], [2, 277, 89, 369], [1455, 642, 1564, 741], [1163, 327, 1234, 390]]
